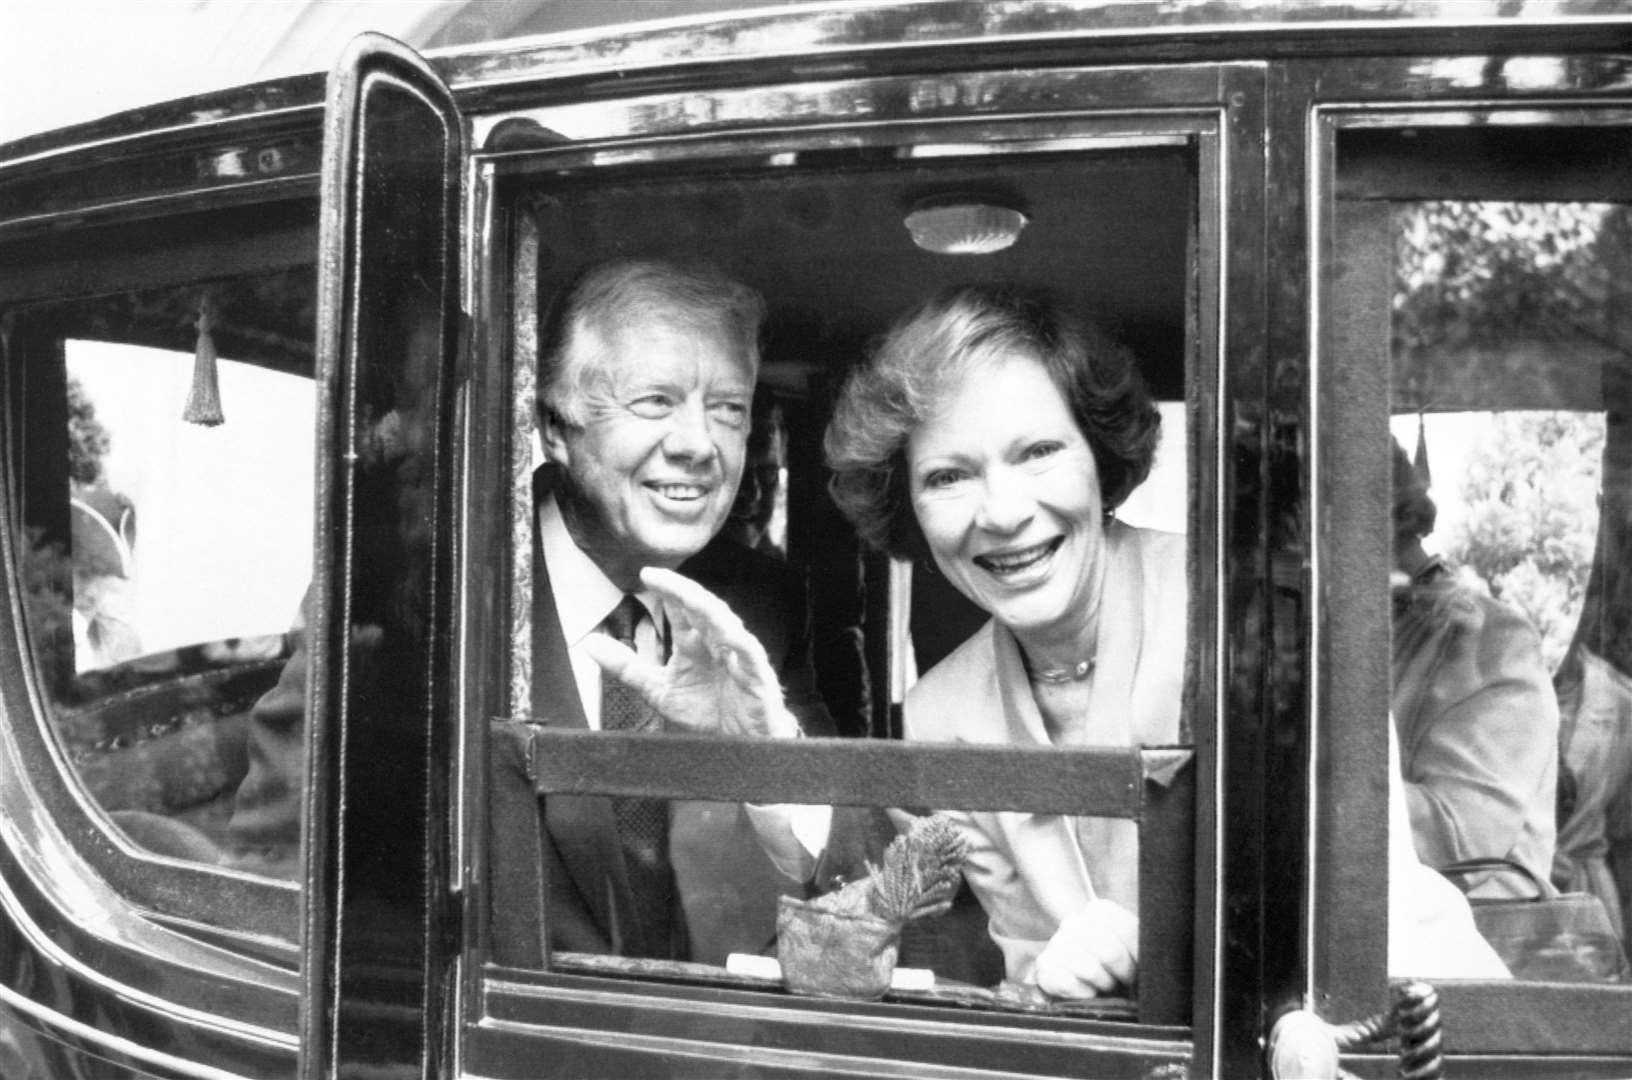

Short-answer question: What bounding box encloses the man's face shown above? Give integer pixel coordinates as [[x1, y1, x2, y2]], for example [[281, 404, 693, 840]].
[[543, 317, 754, 588]]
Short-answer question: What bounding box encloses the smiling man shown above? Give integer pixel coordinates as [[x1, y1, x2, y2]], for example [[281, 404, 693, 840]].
[[490, 258, 832, 967], [540, 263, 756, 587]]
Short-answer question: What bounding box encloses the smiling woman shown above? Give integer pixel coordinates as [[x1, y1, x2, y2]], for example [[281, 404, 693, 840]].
[[908, 355, 1112, 675], [825, 284, 1183, 999]]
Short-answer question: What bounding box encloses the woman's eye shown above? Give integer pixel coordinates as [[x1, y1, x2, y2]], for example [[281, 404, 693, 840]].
[[921, 468, 964, 490], [1022, 440, 1063, 462]]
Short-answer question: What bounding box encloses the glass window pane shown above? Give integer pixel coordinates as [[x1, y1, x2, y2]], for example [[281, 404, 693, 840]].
[[1389, 200, 1632, 981], [11, 268, 316, 875]]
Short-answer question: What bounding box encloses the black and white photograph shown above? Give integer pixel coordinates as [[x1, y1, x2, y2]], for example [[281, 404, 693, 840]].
[[2, 3, 1631, 1078]]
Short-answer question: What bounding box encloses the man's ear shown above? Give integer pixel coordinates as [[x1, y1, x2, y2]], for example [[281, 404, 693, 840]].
[[538, 405, 572, 468]]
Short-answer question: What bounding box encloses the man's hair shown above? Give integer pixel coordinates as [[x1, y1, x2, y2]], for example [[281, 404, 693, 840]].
[[538, 258, 766, 425]]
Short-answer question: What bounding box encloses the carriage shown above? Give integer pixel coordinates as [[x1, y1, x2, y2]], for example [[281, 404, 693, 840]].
[[3, 3, 1632, 1077]]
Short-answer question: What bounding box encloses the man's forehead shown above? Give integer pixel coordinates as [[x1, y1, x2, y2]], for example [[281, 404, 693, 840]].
[[586, 317, 757, 384]]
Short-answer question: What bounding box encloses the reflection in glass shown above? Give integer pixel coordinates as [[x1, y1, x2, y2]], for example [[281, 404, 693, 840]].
[[1391, 200, 1632, 979], [8, 269, 316, 870]]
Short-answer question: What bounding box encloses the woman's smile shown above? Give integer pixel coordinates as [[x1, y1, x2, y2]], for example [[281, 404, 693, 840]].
[[973, 536, 1064, 578]]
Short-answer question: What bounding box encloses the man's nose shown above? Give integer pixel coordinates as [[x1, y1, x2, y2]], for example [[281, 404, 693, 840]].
[[973, 470, 1034, 533], [662, 397, 716, 462]]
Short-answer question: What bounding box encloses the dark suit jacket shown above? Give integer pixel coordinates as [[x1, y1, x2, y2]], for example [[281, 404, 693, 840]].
[[487, 530, 834, 968]]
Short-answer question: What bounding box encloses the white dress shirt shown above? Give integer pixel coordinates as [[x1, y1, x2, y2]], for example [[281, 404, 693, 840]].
[[538, 493, 665, 726]]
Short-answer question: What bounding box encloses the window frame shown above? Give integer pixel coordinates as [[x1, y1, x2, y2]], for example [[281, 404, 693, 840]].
[[0, 190, 323, 1080], [459, 60, 1249, 1079], [0, 204, 319, 953], [1310, 82, 1632, 1057]]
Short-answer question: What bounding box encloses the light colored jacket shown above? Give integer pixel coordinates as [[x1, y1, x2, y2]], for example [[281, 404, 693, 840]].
[[903, 521, 1186, 980], [903, 522, 1509, 983], [1392, 560, 1558, 897]]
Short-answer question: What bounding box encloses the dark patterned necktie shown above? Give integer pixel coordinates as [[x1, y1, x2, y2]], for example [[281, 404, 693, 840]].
[[600, 594, 677, 957]]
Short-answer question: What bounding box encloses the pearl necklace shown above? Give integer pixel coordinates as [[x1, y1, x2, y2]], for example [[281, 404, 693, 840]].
[[1028, 656, 1096, 685]]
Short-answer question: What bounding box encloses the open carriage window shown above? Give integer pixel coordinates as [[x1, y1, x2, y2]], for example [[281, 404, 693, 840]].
[[4, 251, 317, 884], [1324, 115, 1632, 1054], [481, 119, 1209, 1036]]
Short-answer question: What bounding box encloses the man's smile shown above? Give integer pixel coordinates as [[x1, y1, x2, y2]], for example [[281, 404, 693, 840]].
[[647, 481, 710, 501]]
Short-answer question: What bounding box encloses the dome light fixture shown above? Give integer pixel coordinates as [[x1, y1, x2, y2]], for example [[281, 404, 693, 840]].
[[904, 198, 1028, 255]]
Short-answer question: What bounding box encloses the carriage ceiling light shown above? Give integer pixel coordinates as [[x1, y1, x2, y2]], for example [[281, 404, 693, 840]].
[[904, 198, 1028, 255]]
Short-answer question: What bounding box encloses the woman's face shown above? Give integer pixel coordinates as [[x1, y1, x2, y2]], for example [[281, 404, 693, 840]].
[[907, 352, 1105, 643]]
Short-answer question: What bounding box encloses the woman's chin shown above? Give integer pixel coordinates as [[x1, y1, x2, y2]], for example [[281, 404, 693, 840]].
[[986, 592, 1078, 640]]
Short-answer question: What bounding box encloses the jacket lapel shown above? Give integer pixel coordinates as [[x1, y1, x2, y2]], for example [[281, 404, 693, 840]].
[[531, 504, 641, 955]]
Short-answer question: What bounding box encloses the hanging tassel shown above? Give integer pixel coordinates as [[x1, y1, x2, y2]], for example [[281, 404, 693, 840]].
[[182, 297, 224, 426], [1413, 410, 1432, 489]]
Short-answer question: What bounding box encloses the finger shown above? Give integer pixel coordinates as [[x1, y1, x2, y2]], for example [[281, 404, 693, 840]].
[[720, 634, 780, 692], [1034, 952, 1106, 999], [1100, 902, 1140, 979], [1098, 934, 1137, 988], [1036, 905, 1137, 998], [641, 567, 750, 643], [643, 568, 780, 682], [580, 634, 667, 704], [1054, 947, 1119, 996], [1033, 966, 1089, 999], [1082, 963, 1120, 995]]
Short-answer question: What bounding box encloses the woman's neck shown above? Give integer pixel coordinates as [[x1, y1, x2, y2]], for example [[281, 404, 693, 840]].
[[1032, 678, 1093, 745], [1014, 609, 1100, 679], [1019, 637, 1095, 679], [1014, 526, 1109, 675]]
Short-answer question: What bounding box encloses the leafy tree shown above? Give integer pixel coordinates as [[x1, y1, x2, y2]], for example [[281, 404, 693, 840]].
[[1445, 411, 1603, 672], [67, 373, 110, 486], [1395, 202, 1609, 355], [1395, 202, 1624, 673]]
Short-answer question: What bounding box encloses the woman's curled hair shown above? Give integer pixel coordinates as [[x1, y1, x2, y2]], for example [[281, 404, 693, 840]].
[[824, 283, 1161, 562]]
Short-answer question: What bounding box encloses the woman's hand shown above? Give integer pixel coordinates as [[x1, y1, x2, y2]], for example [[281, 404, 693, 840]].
[[581, 567, 800, 739], [1032, 899, 1139, 999]]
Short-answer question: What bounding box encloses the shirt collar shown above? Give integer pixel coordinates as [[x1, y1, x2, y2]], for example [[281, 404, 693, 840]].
[[538, 492, 659, 646]]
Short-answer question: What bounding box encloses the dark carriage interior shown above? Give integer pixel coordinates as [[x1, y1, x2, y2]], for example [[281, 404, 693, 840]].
[[523, 145, 1195, 738], [514, 144, 1195, 999]]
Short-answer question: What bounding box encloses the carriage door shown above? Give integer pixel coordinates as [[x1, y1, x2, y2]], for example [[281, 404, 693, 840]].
[[302, 32, 463, 1079]]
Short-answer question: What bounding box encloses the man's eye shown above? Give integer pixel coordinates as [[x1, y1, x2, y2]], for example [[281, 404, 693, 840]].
[[710, 401, 749, 426], [629, 395, 673, 418], [921, 468, 964, 490]]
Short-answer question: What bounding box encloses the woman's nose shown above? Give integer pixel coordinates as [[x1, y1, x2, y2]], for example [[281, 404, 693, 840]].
[[973, 472, 1034, 533]]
